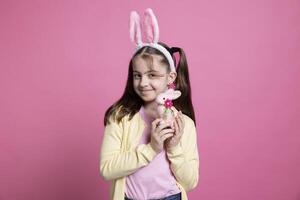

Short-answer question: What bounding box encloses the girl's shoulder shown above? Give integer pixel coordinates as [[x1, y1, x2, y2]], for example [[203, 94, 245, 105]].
[[110, 106, 140, 124], [181, 113, 196, 127], [106, 106, 125, 125]]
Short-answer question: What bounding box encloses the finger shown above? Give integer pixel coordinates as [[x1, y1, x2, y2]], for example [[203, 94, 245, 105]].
[[152, 118, 162, 130], [171, 121, 175, 130], [174, 118, 179, 135], [152, 118, 161, 126], [159, 128, 175, 137], [176, 112, 184, 131], [161, 133, 174, 141], [170, 106, 179, 117], [176, 115, 183, 132], [157, 121, 172, 132], [177, 117, 184, 136], [178, 111, 185, 127]]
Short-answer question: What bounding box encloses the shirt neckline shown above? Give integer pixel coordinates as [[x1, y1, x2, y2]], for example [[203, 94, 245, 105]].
[[140, 105, 155, 124]]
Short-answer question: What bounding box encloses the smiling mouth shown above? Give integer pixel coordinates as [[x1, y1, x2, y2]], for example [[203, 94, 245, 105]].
[[140, 90, 153, 93]]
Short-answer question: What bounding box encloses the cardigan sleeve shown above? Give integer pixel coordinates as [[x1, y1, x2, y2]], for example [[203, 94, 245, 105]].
[[166, 115, 200, 192], [99, 116, 158, 181]]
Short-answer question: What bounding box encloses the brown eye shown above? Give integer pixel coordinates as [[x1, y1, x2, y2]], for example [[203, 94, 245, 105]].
[[133, 74, 141, 79]]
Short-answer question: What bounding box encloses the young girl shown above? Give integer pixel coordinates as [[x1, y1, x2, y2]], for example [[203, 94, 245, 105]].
[[100, 8, 199, 200]]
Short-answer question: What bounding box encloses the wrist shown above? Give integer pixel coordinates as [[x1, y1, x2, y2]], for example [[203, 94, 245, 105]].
[[165, 142, 179, 151], [150, 142, 161, 154]]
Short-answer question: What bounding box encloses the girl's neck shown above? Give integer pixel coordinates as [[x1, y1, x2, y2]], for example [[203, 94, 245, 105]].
[[143, 101, 159, 119]]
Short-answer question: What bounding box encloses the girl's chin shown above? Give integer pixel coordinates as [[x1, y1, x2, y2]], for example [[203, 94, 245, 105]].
[[140, 95, 157, 102], [142, 97, 156, 102], [139, 92, 155, 99]]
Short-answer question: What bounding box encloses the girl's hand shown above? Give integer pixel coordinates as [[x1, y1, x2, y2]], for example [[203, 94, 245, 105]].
[[150, 118, 175, 153], [165, 107, 185, 150]]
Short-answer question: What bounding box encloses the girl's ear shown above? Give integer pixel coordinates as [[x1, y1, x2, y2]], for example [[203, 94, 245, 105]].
[[168, 72, 177, 83], [130, 11, 142, 46], [143, 8, 159, 43]]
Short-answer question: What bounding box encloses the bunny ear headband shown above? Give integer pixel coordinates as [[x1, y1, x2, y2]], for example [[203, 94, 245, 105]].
[[130, 8, 177, 72]]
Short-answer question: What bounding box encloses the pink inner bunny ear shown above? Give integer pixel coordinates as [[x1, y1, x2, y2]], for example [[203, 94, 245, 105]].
[[130, 11, 142, 46], [144, 13, 153, 42], [144, 8, 159, 43]]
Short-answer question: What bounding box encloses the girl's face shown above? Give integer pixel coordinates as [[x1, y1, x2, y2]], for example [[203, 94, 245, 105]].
[[132, 54, 176, 105]]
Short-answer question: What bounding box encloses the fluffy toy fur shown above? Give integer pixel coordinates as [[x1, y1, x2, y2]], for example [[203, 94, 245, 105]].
[[156, 88, 181, 127]]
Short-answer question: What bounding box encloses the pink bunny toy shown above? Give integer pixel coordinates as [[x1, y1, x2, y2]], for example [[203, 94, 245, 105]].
[[156, 88, 181, 128]]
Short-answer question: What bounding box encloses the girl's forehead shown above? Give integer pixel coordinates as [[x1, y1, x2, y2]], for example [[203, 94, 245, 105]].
[[132, 55, 168, 73]]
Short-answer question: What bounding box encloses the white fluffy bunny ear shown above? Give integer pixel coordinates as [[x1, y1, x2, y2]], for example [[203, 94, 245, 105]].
[[170, 90, 181, 100], [130, 11, 142, 46], [163, 89, 182, 100], [144, 8, 159, 43]]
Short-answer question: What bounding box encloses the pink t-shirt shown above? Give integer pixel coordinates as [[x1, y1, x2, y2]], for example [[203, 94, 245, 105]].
[[125, 106, 180, 199]]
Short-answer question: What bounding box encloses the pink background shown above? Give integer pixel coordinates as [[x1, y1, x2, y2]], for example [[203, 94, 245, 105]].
[[1, 0, 300, 200]]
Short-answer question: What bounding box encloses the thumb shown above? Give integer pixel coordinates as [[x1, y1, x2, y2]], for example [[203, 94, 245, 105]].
[[170, 106, 179, 117]]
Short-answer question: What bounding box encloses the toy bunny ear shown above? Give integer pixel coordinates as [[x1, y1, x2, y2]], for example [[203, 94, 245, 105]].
[[144, 8, 159, 43], [172, 90, 182, 100], [162, 89, 182, 100], [166, 90, 181, 100], [130, 11, 142, 46]]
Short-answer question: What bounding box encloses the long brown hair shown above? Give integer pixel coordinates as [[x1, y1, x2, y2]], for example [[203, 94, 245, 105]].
[[104, 42, 196, 126]]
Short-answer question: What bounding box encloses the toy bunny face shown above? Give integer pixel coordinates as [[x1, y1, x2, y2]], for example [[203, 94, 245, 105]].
[[156, 89, 181, 126], [156, 89, 181, 104]]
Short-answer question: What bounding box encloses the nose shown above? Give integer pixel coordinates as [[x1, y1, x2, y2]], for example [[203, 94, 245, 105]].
[[140, 75, 149, 87]]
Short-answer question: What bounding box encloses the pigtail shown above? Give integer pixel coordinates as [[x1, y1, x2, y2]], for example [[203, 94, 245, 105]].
[[172, 47, 196, 125]]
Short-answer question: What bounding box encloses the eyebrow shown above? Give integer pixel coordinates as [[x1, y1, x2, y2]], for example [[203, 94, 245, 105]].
[[133, 70, 160, 74]]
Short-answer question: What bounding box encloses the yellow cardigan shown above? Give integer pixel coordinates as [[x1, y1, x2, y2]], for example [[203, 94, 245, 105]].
[[100, 109, 199, 200]]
